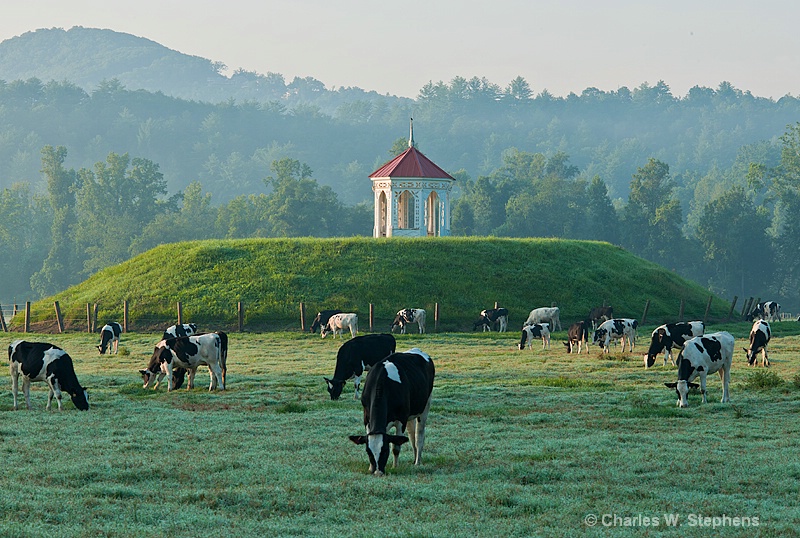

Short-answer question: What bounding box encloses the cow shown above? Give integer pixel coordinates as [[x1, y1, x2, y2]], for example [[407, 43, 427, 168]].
[[644, 321, 705, 368], [524, 307, 562, 332], [743, 320, 771, 367], [162, 323, 198, 341], [349, 348, 435, 476], [8, 340, 89, 411], [310, 309, 343, 333], [140, 333, 225, 391], [748, 301, 781, 322], [592, 318, 638, 353], [324, 334, 396, 400], [473, 308, 509, 332], [390, 308, 426, 334], [518, 323, 551, 350], [588, 306, 614, 330], [96, 322, 122, 354], [321, 313, 358, 339], [563, 320, 590, 354], [664, 331, 734, 408]]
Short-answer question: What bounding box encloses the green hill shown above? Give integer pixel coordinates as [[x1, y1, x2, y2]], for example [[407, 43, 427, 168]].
[[20, 237, 733, 331]]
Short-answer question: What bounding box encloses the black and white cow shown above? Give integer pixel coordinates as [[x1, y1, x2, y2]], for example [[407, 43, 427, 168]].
[[140, 333, 225, 391], [162, 323, 198, 341], [321, 313, 358, 339], [592, 318, 638, 353], [588, 306, 614, 330], [743, 320, 771, 367], [310, 309, 343, 333], [644, 321, 705, 368], [748, 301, 781, 322], [96, 322, 122, 354], [518, 323, 551, 350], [665, 331, 734, 408], [349, 348, 435, 476], [324, 334, 396, 400], [524, 307, 562, 331], [473, 308, 509, 332], [563, 320, 590, 354], [390, 308, 426, 334], [8, 340, 89, 411]]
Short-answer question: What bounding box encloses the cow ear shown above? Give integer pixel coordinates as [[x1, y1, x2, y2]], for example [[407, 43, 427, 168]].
[[664, 382, 678, 389], [138, 369, 148, 375], [688, 382, 700, 389], [349, 435, 367, 445], [386, 435, 409, 446], [324, 377, 333, 387]]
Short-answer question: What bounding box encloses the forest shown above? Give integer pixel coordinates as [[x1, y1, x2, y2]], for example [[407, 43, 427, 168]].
[[2, 28, 800, 309]]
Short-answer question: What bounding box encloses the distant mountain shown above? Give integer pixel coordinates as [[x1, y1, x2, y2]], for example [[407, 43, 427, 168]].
[[0, 26, 407, 110]]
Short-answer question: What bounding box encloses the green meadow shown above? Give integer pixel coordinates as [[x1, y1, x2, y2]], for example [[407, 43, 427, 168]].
[[2, 325, 799, 537]]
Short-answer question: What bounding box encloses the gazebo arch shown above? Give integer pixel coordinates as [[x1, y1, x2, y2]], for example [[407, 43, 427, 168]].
[[370, 120, 455, 238]]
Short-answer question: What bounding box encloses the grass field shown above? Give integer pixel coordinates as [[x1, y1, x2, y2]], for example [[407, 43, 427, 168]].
[[2, 324, 799, 537]]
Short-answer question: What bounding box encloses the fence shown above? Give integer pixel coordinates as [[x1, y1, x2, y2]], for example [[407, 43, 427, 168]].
[[0, 295, 757, 335]]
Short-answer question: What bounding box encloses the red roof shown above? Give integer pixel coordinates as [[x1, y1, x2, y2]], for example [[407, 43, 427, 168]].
[[369, 146, 454, 180]]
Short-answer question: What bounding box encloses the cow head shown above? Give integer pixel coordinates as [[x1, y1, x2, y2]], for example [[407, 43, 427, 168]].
[[473, 316, 490, 331], [349, 433, 409, 476], [592, 328, 607, 346], [664, 380, 700, 408], [324, 377, 345, 400], [644, 353, 657, 368], [69, 386, 90, 411], [140, 345, 172, 389]]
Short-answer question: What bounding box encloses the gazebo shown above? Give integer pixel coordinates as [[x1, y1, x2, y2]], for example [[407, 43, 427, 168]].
[[369, 121, 455, 237]]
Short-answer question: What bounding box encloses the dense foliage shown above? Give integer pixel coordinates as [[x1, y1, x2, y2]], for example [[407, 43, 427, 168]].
[[2, 28, 799, 309]]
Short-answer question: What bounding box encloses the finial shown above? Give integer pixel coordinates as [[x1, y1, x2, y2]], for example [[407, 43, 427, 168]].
[[409, 117, 415, 148]]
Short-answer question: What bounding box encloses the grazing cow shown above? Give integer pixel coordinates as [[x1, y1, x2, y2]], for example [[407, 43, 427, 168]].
[[524, 307, 562, 331], [644, 321, 705, 368], [748, 301, 781, 322], [588, 306, 614, 330], [473, 308, 509, 332], [743, 320, 771, 367], [665, 331, 734, 408], [310, 309, 343, 333], [8, 340, 89, 411], [162, 323, 198, 341], [324, 334, 396, 400], [563, 320, 590, 354], [518, 323, 551, 350], [592, 318, 638, 353], [96, 322, 122, 354], [390, 308, 426, 334], [349, 348, 435, 476], [140, 333, 224, 391], [321, 313, 358, 339]]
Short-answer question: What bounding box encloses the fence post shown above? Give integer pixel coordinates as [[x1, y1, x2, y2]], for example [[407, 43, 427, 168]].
[[678, 299, 685, 322], [703, 295, 713, 324], [177, 302, 183, 325], [0, 303, 7, 332], [369, 303, 374, 332], [24, 302, 30, 333], [494, 301, 499, 309], [86, 303, 92, 333], [54, 301, 64, 333], [641, 299, 650, 325], [238, 302, 244, 332], [13, 303, 18, 316], [92, 303, 99, 332], [435, 302, 440, 332], [299, 302, 306, 331], [123, 300, 129, 333], [726, 296, 738, 322], [742, 297, 753, 319]]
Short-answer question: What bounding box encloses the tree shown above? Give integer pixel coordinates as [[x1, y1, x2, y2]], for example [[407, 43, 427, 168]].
[[505, 76, 533, 101], [585, 175, 620, 244]]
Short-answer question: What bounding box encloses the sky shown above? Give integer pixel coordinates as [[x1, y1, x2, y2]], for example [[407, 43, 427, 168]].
[[2, 0, 799, 99]]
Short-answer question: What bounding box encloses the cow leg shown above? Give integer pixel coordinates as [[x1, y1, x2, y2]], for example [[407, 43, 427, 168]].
[[762, 349, 770, 367], [353, 375, 361, 399], [22, 378, 33, 410], [699, 373, 708, 404], [412, 395, 432, 465], [165, 363, 176, 391], [187, 368, 197, 390], [46, 378, 64, 411], [10, 366, 20, 411], [208, 363, 225, 391], [113, 339, 119, 354], [719, 367, 731, 403], [390, 420, 403, 468]]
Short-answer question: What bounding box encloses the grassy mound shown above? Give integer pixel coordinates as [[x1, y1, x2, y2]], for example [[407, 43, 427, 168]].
[[22, 237, 732, 330]]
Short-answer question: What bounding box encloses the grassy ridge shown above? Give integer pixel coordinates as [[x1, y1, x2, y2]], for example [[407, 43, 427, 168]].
[[25, 237, 732, 329]]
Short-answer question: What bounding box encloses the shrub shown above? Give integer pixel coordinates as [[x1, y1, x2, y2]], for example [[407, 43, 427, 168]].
[[743, 370, 783, 390]]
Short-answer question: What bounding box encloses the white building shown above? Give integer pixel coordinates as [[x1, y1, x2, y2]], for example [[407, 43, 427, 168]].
[[369, 122, 455, 237]]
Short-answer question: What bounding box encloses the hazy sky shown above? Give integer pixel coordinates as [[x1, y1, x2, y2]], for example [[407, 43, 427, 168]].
[[2, 0, 799, 99]]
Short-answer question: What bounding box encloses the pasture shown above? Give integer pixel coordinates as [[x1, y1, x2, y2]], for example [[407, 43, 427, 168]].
[[2, 324, 799, 537]]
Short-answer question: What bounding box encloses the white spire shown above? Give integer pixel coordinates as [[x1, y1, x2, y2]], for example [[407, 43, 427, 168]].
[[408, 117, 415, 148]]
